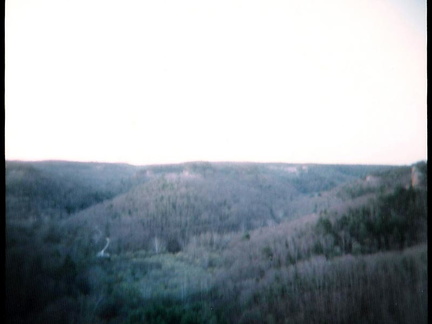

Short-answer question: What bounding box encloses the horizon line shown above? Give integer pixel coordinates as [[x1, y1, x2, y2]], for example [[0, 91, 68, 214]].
[[5, 158, 427, 168]]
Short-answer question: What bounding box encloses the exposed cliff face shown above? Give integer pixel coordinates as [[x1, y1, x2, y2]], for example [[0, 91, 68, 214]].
[[365, 175, 380, 186], [411, 165, 426, 188], [411, 166, 424, 188]]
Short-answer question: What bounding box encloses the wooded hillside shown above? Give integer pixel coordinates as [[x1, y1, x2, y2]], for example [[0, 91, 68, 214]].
[[5, 160, 427, 323]]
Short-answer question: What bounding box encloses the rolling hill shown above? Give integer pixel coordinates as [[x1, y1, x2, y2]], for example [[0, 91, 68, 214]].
[[5, 160, 427, 324]]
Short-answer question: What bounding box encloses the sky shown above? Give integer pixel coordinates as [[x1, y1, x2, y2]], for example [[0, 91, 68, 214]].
[[5, 0, 427, 166]]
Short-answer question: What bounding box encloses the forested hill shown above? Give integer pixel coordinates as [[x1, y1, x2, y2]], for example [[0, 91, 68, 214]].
[[61, 162, 397, 254], [6, 160, 391, 224], [6, 160, 139, 221], [5, 160, 427, 324]]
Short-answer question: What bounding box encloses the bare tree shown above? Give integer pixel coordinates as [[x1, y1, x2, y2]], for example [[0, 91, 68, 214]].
[[92, 226, 103, 244]]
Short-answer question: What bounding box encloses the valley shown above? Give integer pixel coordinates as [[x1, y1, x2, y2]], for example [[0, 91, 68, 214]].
[[5, 160, 427, 323]]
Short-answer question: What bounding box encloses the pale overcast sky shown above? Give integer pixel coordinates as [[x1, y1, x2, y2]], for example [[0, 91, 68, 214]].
[[5, 0, 427, 166]]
